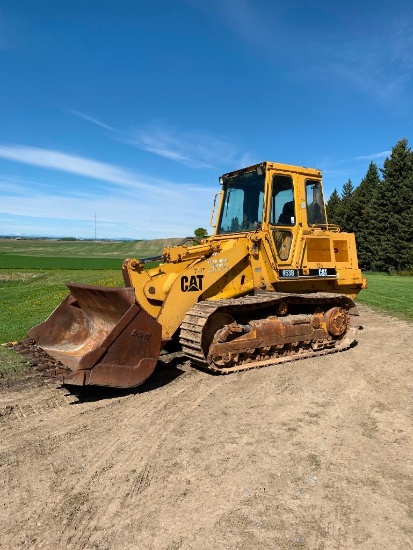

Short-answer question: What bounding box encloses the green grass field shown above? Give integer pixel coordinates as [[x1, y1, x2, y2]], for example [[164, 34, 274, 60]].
[[0, 269, 124, 343], [356, 272, 413, 321]]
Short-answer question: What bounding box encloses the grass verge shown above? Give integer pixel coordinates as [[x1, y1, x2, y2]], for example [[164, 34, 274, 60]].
[[0, 345, 29, 379], [357, 272, 413, 322]]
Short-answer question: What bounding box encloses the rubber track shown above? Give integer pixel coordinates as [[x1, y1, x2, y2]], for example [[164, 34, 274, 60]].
[[179, 292, 358, 374]]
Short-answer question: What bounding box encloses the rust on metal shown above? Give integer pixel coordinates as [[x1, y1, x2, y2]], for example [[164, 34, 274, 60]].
[[17, 283, 162, 388], [179, 292, 358, 374], [324, 307, 348, 336]]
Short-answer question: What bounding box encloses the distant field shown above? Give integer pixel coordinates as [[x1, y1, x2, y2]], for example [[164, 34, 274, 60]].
[[0, 237, 183, 259]]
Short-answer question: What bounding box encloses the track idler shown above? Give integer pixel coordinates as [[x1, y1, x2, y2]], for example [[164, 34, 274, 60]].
[[21, 283, 162, 388]]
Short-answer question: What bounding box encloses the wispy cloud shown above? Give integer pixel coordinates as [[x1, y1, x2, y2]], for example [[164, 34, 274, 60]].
[[0, 144, 157, 192], [68, 110, 244, 170], [129, 123, 239, 169], [0, 144, 216, 238], [0, 179, 213, 239], [0, 175, 38, 195], [315, 150, 391, 198], [69, 110, 117, 132], [310, 10, 413, 104], [325, 33, 413, 105], [0, 144, 221, 203], [200, 1, 413, 105], [1, 189, 212, 237], [355, 151, 391, 161]]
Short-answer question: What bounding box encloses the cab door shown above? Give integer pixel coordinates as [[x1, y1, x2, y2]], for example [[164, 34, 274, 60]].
[[269, 173, 296, 263]]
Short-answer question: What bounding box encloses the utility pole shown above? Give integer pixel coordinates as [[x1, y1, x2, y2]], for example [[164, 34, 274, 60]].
[[95, 213, 97, 241]]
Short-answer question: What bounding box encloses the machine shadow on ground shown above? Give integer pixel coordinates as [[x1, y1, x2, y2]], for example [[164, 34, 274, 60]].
[[62, 354, 188, 404]]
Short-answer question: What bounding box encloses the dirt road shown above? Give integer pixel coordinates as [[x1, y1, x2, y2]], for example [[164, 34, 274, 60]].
[[1, 304, 412, 550]]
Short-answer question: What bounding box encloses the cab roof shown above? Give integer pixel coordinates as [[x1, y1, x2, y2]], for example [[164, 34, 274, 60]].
[[223, 161, 322, 180]]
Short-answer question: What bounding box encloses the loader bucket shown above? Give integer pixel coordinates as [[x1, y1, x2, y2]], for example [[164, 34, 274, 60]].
[[28, 283, 162, 388]]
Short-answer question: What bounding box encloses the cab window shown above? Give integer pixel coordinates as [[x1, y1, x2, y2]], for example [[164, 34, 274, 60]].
[[306, 180, 326, 225], [270, 175, 295, 225]]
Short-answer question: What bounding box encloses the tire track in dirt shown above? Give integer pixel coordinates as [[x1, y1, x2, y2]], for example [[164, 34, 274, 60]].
[[1, 382, 72, 420], [2, 305, 413, 549], [1, 375, 188, 547], [82, 377, 229, 543], [297, 311, 413, 549], [1, 366, 230, 549]]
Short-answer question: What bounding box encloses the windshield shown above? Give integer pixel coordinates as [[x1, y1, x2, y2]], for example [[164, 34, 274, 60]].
[[217, 170, 264, 234]]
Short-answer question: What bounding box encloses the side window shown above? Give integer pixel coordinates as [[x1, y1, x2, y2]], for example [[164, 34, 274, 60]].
[[270, 175, 295, 225], [306, 180, 327, 225]]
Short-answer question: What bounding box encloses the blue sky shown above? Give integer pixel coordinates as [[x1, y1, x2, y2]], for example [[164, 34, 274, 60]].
[[1, 0, 412, 239]]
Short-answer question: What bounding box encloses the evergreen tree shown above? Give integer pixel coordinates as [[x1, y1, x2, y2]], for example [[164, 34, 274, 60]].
[[351, 162, 381, 270], [337, 179, 355, 232], [230, 217, 240, 232], [326, 188, 341, 225], [373, 138, 413, 271]]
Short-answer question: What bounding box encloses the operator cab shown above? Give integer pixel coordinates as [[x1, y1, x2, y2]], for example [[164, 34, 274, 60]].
[[216, 162, 327, 237]]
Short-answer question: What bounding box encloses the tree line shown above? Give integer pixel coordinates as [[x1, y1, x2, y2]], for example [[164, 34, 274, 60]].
[[326, 138, 413, 272]]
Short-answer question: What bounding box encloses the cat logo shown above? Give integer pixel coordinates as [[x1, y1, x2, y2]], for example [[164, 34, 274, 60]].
[[181, 274, 204, 292]]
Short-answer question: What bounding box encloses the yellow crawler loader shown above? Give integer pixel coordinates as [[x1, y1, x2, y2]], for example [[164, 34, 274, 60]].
[[16, 161, 366, 388]]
